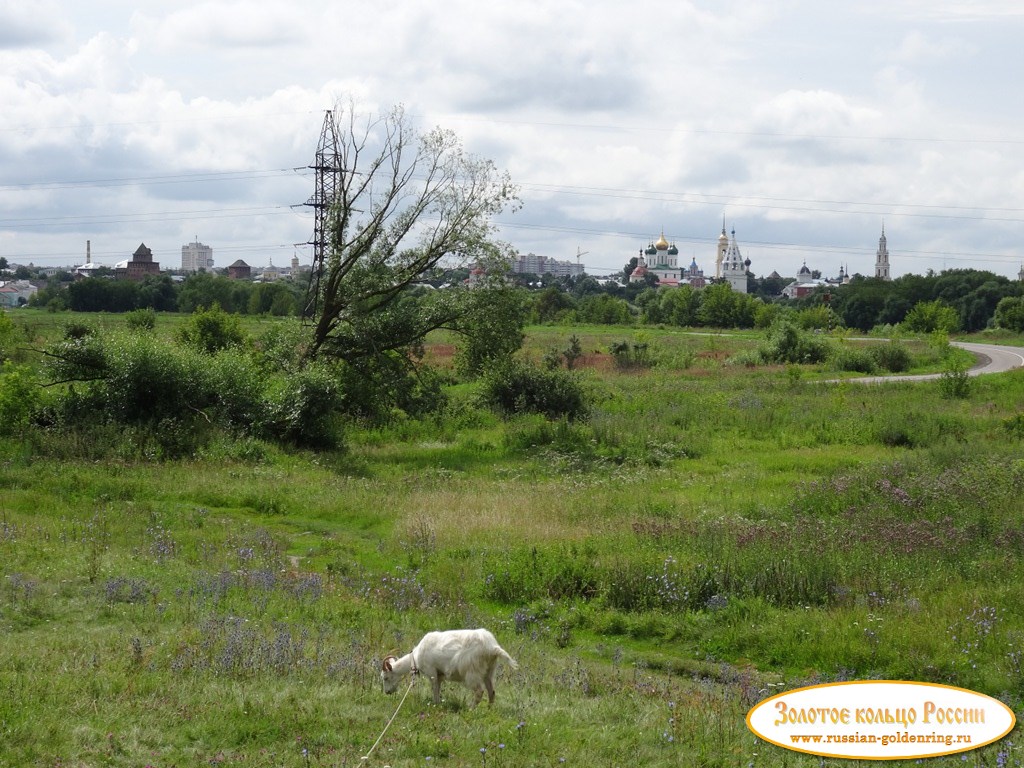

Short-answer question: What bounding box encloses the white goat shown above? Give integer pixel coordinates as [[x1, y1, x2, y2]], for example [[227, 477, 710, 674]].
[[381, 628, 517, 706]]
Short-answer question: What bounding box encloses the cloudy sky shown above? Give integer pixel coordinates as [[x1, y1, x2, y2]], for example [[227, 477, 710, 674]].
[[2, 0, 1023, 280]]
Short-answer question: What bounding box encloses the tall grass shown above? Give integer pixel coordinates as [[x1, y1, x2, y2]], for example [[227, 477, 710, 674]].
[[1, 321, 1022, 765]]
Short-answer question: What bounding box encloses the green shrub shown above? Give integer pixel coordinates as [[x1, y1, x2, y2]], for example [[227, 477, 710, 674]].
[[726, 348, 763, 367], [608, 340, 654, 370], [124, 308, 156, 332], [41, 330, 349, 452], [175, 304, 246, 354], [503, 415, 593, 454], [1003, 413, 1024, 439], [263, 363, 344, 449], [336, 352, 447, 422], [795, 305, 835, 331], [939, 359, 973, 399], [205, 348, 266, 430], [253, 320, 311, 373], [759, 320, 832, 364], [903, 299, 960, 334], [0, 312, 21, 363], [994, 296, 1024, 332], [0, 363, 43, 435], [481, 545, 599, 603], [103, 335, 208, 423], [44, 333, 209, 428], [869, 341, 912, 373], [479, 359, 589, 420], [62, 321, 95, 340], [831, 345, 877, 374]]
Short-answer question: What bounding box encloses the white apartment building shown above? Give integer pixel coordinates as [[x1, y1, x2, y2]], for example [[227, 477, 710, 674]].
[[181, 240, 214, 272]]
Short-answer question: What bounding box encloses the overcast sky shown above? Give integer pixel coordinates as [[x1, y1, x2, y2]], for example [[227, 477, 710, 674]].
[[2, 0, 1023, 280]]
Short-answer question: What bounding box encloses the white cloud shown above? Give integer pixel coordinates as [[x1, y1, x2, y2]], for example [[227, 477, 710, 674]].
[[0, 1, 1021, 278], [133, 1, 306, 50], [0, 0, 72, 48], [892, 30, 970, 63]]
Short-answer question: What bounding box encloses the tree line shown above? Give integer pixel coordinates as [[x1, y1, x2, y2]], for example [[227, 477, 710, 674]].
[[23, 262, 1024, 335], [28, 271, 306, 316], [516, 268, 1024, 333]]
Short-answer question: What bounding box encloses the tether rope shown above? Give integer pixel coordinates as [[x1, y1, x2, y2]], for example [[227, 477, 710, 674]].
[[361, 674, 417, 763]]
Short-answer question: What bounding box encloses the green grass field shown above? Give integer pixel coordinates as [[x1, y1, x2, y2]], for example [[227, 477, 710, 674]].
[[1, 313, 1022, 766]]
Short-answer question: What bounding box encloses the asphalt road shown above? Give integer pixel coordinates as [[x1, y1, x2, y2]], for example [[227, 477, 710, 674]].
[[835, 341, 1024, 384]]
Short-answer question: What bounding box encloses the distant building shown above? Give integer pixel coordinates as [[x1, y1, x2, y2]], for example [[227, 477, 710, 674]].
[[227, 260, 251, 280], [631, 225, 738, 289], [780, 263, 848, 299], [682, 257, 707, 288], [718, 226, 751, 293], [115, 243, 161, 282], [181, 240, 214, 272], [74, 239, 105, 278], [782, 263, 821, 299], [628, 255, 650, 284], [511, 253, 584, 277], [0, 280, 37, 308], [641, 232, 682, 285], [256, 258, 284, 281], [465, 265, 487, 288], [875, 225, 891, 280]]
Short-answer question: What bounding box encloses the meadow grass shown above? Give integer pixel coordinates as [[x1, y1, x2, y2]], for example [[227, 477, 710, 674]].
[[2, 319, 1023, 766]]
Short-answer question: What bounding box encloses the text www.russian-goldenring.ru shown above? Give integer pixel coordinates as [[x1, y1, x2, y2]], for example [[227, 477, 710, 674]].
[[790, 732, 972, 748]]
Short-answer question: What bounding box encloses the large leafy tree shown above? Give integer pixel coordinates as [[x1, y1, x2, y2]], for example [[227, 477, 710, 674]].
[[994, 296, 1024, 332], [306, 104, 519, 364], [903, 299, 960, 333]]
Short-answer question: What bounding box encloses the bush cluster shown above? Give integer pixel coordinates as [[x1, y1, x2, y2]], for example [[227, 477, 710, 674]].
[[830, 341, 912, 375], [751, 320, 832, 365], [38, 330, 344, 454], [479, 359, 589, 421]]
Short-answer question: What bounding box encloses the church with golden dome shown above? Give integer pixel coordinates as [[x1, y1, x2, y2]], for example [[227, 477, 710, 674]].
[[630, 225, 748, 293], [637, 232, 680, 284]]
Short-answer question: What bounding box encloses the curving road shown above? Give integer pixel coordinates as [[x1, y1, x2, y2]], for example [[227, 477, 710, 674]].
[[834, 341, 1024, 384]]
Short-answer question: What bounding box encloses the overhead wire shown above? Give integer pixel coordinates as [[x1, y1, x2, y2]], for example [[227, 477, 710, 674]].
[[0, 115, 1019, 269]]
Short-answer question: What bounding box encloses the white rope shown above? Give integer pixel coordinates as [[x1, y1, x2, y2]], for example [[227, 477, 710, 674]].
[[362, 675, 417, 763]]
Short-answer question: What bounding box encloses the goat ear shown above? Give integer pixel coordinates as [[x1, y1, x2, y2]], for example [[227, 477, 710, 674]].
[[383, 658, 393, 672]]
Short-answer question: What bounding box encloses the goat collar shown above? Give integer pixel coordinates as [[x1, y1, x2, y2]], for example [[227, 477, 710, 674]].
[[411, 651, 420, 676]]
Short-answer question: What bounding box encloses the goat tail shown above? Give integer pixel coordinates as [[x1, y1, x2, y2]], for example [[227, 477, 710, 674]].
[[496, 645, 519, 670]]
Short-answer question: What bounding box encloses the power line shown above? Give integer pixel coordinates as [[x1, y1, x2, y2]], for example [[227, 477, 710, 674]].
[[517, 181, 1024, 215], [3, 164, 1019, 224], [0, 206, 301, 229], [0, 109, 321, 134], [493, 220, 1023, 264], [0, 167, 312, 192], [426, 112, 1024, 146]]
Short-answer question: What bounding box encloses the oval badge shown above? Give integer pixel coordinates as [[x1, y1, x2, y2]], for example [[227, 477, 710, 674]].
[[746, 680, 1015, 760]]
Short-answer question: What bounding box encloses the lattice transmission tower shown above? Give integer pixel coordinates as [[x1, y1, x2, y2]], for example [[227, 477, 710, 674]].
[[302, 110, 343, 319]]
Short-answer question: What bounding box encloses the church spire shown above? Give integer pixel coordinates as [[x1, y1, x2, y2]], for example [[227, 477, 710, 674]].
[[875, 224, 891, 281]]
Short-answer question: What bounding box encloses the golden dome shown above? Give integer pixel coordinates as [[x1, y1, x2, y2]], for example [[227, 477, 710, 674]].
[[655, 232, 669, 250]]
